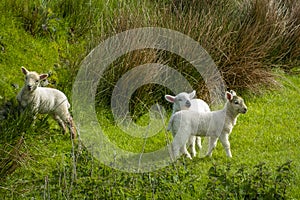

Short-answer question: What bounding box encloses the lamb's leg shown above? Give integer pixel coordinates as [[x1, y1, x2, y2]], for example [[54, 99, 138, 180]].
[[172, 143, 180, 159], [196, 136, 202, 150], [66, 116, 76, 139], [206, 136, 218, 157], [172, 130, 190, 159], [53, 114, 67, 133], [58, 111, 76, 139], [219, 133, 232, 158], [32, 115, 37, 127], [181, 145, 192, 159], [188, 136, 196, 157]]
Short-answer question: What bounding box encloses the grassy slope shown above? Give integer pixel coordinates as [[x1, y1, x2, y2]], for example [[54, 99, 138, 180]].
[[231, 75, 300, 197], [1, 74, 299, 199], [0, 14, 60, 103]]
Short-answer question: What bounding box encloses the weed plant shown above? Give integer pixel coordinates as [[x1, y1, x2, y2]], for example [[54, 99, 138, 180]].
[[205, 161, 293, 199]]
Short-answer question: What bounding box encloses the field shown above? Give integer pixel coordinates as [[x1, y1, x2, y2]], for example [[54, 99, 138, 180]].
[[0, 0, 300, 199]]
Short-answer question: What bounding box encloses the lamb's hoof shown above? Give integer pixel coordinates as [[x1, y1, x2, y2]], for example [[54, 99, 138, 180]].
[[204, 154, 213, 158], [69, 127, 76, 140]]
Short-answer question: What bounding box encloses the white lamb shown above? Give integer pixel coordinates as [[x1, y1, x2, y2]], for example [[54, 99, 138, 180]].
[[165, 90, 210, 158], [17, 67, 76, 139], [170, 90, 247, 159]]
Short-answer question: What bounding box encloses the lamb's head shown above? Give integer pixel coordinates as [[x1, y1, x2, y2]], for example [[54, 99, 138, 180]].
[[21, 67, 48, 92], [226, 90, 247, 114], [165, 90, 196, 112]]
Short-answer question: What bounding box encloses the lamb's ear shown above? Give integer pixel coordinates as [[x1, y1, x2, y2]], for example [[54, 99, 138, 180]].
[[230, 90, 237, 96], [21, 66, 28, 75], [226, 91, 233, 101], [39, 74, 48, 80], [165, 95, 175, 103], [189, 90, 196, 99]]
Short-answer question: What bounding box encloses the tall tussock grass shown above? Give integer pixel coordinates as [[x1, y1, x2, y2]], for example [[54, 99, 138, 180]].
[[0, 100, 38, 179], [159, 0, 300, 91], [0, 99, 69, 179], [96, 0, 300, 110], [1, 0, 299, 103]]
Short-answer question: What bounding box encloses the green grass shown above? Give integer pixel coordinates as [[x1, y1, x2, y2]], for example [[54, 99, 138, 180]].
[[1, 0, 300, 198], [0, 74, 299, 199]]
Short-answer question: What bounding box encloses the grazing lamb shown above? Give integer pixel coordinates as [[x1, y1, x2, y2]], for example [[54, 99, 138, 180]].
[[17, 67, 76, 139], [165, 90, 210, 158], [170, 90, 247, 159]]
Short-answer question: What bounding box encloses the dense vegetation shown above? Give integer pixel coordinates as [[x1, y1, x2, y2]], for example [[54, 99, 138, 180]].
[[0, 0, 299, 199]]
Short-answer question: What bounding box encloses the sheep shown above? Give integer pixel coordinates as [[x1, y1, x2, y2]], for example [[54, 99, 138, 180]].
[[165, 90, 210, 158], [17, 67, 76, 139], [170, 90, 247, 159], [165, 90, 210, 115]]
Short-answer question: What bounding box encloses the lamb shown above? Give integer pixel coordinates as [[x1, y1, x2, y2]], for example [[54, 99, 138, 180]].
[[170, 90, 247, 159], [165, 90, 210, 158], [17, 67, 76, 139]]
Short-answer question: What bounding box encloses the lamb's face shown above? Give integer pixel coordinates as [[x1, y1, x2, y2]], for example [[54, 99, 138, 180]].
[[165, 91, 196, 112], [173, 93, 192, 111], [230, 96, 248, 114], [21, 67, 48, 92], [24, 72, 41, 92]]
